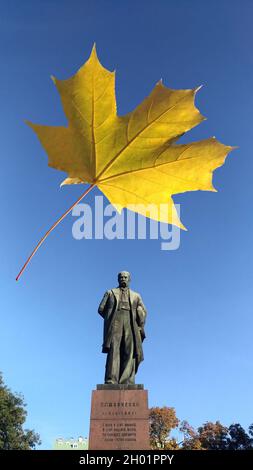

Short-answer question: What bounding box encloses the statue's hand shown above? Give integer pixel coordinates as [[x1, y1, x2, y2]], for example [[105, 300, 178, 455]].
[[139, 327, 146, 341]]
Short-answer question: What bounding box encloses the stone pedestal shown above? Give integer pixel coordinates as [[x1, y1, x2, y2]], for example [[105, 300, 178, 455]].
[[89, 385, 150, 450]]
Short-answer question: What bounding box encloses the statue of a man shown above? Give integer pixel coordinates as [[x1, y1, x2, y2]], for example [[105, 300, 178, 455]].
[[98, 271, 147, 385]]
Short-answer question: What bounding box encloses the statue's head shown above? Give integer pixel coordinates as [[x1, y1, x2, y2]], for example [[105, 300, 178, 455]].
[[118, 271, 131, 288]]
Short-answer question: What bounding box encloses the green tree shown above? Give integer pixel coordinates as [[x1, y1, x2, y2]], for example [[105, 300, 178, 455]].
[[227, 423, 253, 450], [149, 406, 179, 449], [0, 372, 41, 449], [248, 424, 253, 438]]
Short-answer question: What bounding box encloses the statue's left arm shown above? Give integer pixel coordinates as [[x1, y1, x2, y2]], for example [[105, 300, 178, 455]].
[[136, 294, 147, 330]]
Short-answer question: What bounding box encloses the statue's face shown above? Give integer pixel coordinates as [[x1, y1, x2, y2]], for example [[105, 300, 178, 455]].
[[118, 272, 130, 288]]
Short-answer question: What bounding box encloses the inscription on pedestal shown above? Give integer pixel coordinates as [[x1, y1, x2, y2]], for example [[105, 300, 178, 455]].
[[89, 387, 150, 450], [102, 422, 137, 443]]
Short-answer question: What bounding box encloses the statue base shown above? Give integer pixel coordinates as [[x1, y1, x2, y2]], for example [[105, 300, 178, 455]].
[[88, 385, 150, 450]]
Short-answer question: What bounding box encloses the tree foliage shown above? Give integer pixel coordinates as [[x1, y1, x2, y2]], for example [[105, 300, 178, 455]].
[[150, 408, 253, 450], [179, 420, 203, 450], [196, 421, 229, 450], [227, 423, 253, 450], [149, 406, 179, 449], [0, 373, 41, 450]]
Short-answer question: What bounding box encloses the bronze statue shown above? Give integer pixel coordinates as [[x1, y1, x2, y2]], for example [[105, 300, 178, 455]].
[[98, 271, 147, 384]]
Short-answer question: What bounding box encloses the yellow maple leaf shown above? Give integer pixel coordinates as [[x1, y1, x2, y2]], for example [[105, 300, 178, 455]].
[[17, 45, 234, 280]]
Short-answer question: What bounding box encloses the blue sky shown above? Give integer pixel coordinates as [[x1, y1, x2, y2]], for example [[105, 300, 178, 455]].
[[1, 0, 253, 449]]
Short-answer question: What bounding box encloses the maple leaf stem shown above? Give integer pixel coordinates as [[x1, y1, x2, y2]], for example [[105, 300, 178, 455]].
[[16, 183, 96, 281]]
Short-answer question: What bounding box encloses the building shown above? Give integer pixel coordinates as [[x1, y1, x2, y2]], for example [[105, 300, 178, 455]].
[[53, 436, 88, 450]]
